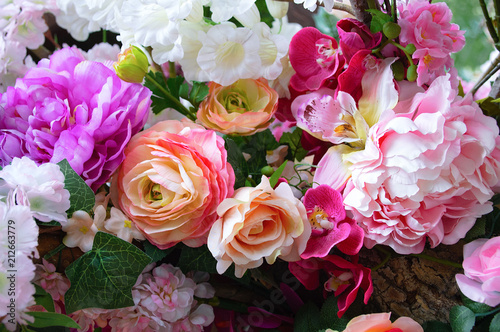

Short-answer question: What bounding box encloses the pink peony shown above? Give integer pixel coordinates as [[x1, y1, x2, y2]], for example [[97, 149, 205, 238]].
[[289, 255, 373, 318], [342, 312, 423, 332], [343, 75, 500, 254], [0, 47, 151, 191], [301, 185, 364, 259], [111, 120, 235, 249], [288, 27, 344, 91], [456, 236, 500, 306]]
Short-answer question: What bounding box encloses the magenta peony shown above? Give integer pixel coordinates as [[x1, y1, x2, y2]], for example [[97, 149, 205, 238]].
[[0, 47, 151, 191], [456, 236, 500, 306], [111, 120, 235, 249]]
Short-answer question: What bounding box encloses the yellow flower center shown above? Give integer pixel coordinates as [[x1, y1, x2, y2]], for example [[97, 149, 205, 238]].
[[324, 272, 353, 292], [124, 220, 132, 228], [79, 226, 89, 234], [308, 207, 333, 230]]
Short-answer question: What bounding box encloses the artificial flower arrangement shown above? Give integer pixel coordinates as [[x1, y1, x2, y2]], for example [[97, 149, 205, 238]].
[[1, 0, 500, 331]]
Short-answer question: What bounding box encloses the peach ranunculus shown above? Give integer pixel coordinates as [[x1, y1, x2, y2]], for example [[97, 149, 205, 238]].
[[111, 120, 235, 249], [207, 176, 311, 278], [196, 78, 279, 136], [342, 312, 423, 332]]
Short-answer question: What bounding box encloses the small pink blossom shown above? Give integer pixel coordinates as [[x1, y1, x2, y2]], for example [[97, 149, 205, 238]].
[[456, 236, 500, 306], [301, 185, 364, 259], [342, 312, 423, 332], [33, 259, 70, 303], [289, 27, 344, 91]]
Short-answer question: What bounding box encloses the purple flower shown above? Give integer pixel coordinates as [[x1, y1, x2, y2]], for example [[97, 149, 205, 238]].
[[0, 47, 151, 191]]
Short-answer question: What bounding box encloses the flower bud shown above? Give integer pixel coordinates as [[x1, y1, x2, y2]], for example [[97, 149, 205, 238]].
[[266, 0, 289, 19], [382, 22, 401, 40], [261, 165, 275, 177], [407, 64, 418, 82], [114, 46, 149, 83], [405, 43, 417, 55], [391, 60, 405, 81]]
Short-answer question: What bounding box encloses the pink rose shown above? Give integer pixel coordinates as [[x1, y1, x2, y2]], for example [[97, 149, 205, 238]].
[[207, 176, 311, 278], [342, 75, 500, 254], [111, 120, 235, 249], [456, 236, 500, 306], [342, 312, 423, 332]]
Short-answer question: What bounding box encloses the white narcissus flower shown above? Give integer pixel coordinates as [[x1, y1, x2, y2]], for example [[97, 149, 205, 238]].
[[252, 22, 289, 80], [104, 207, 145, 243], [209, 0, 256, 23], [178, 20, 211, 82], [197, 23, 261, 86], [0, 157, 70, 224], [234, 3, 260, 28]]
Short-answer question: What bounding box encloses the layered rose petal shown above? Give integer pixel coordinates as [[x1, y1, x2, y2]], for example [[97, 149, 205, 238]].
[[208, 176, 311, 278], [343, 312, 423, 332], [112, 120, 235, 249]]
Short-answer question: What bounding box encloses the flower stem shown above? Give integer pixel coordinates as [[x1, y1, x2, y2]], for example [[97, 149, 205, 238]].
[[145, 73, 196, 121], [44, 243, 66, 260], [472, 52, 500, 96], [372, 246, 392, 271], [479, 0, 499, 45], [410, 253, 463, 269], [475, 306, 500, 317], [168, 62, 176, 78]]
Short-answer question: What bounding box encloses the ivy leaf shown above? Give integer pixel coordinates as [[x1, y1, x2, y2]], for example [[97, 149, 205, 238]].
[[26, 312, 80, 329], [366, 9, 393, 33], [57, 159, 95, 217], [269, 160, 288, 188], [449, 305, 476, 332], [143, 240, 174, 262], [422, 321, 453, 332], [294, 301, 322, 332], [64, 232, 152, 313], [490, 312, 500, 332], [224, 137, 249, 189], [279, 127, 308, 162]]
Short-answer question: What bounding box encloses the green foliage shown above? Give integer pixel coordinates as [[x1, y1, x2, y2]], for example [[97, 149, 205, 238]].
[[224, 137, 249, 189], [462, 295, 494, 315], [64, 232, 152, 313], [366, 9, 393, 33], [294, 297, 348, 332], [57, 159, 95, 217], [179, 81, 209, 109], [144, 71, 170, 115], [450, 305, 476, 332], [422, 321, 453, 332], [269, 160, 288, 188], [490, 312, 500, 332], [279, 127, 309, 162], [26, 312, 80, 329], [313, 8, 339, 38], [255, 0, 274, 27], [143, 240, 174, 262], [34, 284, 55, 312], [464, 217, 486, 241]]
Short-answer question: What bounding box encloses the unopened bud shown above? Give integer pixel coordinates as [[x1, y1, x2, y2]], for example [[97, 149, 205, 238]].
[[405, 43, 417, 55], [261, 165, 274, 177], [114, 46, 149, 83], [407, 64, 418, 82], [391, 61, 405, 81], [266, 0, 289, 19], [383, 22, 401, 40]]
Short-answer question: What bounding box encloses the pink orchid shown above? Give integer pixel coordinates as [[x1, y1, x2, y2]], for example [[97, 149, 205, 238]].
[[301, 185, 364, 259], [289, 255, 373, 318], [337, 18, 382, 63], [289, 27, 344, 91]]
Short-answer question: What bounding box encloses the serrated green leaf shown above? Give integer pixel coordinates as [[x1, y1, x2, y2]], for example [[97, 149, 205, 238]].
[[279, 127, 308, 162], [167, 76, 185, 100], [450, 305, 475, 332], [179, 82, 190, 100], [294, 302, 322, 332], [269, 160, 288, 188], [64, 232, 151, 313], [143, 240, 174, 262], [144, 71, 171, 115], [366, 9, 393, 33], [422, 321, 453, 332], [57, 159, 95, 217], [462, 295, 494, 314], [490, 312, 500, 332], [26, 312, 80, 329], [34, 284, 55, 312], [319, 296, 348, 331], [224, 137, 249, 189], [189, 81, 209, 104]]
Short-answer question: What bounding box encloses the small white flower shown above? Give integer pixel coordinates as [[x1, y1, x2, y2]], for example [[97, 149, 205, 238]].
[[178, 20, 211, 82], [209, 0, 256, 23], [197, 23, 261, 86], [234, 3, 260, 28], [104, 207, 145, 243], [253, 22, 288, 80], [55, 0, 101, 41], [62, 208, 103, 252]]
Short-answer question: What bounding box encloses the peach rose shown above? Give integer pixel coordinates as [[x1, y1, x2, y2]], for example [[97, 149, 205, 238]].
[[207, 176, 311, 278], [111, 120, 235, 249], [342, 312, 423, 332], [197, 78, 279, 136]]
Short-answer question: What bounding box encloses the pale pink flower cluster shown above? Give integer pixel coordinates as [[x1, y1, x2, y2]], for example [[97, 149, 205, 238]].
[[398, 0, 465, 87], [33, 259, 70, 304], [0, 0, 58, 92]]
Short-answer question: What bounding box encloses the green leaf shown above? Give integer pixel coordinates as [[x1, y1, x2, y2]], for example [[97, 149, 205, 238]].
[[490, 312, 500, 332], [450, 305, 476, 332], [477, 97, 500, 117], [143, 240, 174, 262], [57, 159, 95, 217], [294, 301, 322, 332], [279, 127, 308, 162], [224, 137, 249, 189], [34, 284, 55, 313], [464, 217, 486, 241], [313, 8, 340, 38], [26, 312, 80, 329], [167, 76, 185, 100], [189, 81, 209, 105], [422, 321, 453, 332], [366, 9, 393, 33], [144, 71, 171, 115], [269, 160, 288, 188], [462, 295, 494, 314], [319, 296, 348, 331], [64, 232, 152, 313]]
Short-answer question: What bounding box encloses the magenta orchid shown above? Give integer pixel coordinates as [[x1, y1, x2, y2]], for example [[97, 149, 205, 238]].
[[301, 184, 364, 259], [337, 18, 382, 63], [289, 27, 344, 91]]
